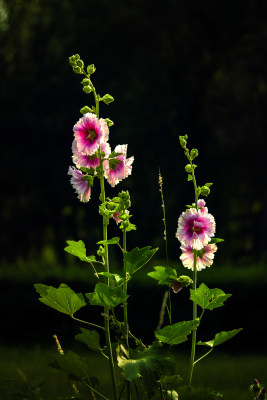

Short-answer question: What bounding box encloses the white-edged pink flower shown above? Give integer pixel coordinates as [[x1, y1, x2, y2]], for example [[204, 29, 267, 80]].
[[113, 210, 129, 224], [103, 144, 134, 187], [180, 243, 218, 271], [176, 208, 215, 250], [73, 113, 109, 156], [68, 166, 91, 202], [72, 139, 111, 169]]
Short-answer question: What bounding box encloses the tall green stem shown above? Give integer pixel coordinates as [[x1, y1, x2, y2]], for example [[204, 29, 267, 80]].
[[93, 87, 118, 400], [188, 164, 199, 387], [188, 250, 197, 387], [122, 228, 129, 348]]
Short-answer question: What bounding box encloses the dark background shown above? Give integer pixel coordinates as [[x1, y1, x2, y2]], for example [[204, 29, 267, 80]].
[[0, 0, 267, 353]]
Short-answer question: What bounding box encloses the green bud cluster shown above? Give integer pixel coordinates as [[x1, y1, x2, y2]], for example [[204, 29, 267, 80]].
[[69, 54, 84, 74]]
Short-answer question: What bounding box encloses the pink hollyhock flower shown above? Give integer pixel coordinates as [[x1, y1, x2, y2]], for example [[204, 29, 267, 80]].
[[72, 139, 111, 169], [103, 144, 134, 187], [180, 243, 218, 271], [176, 208, 215, 250], [113, 210, 129, 224], [73, 113, 109, 156], [197, 199, 208, 213], [68, 166, 91, 202]]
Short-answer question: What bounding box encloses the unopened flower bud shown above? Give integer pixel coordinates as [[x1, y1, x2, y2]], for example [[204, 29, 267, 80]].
[[73, 66, 82, 74], [76, 59, 84, 68], [82, 78, 91, 86], [190, 148, 198, 159], [83, 85, 92, 94], [185, 164, 193, 173], [201, 185, 210, 196], [87, 64, 96, 75], [97, 245, 105, 257]]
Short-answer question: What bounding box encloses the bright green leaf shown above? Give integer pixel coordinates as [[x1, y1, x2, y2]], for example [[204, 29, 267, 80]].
[[86, 283, 127, 308], [155, 319, 199, 345], [190, 283, 231, 310], [126, 246, 158, 276], [209, 238, 224, 244], [64, 240, 96, 263], [98, 272, 123, 286], [97, 237, 120, 245], [147, 266, 177, 285], [197, 328, 243, 348], [34, 283, 86, 316], [75, 328, 103, 352]]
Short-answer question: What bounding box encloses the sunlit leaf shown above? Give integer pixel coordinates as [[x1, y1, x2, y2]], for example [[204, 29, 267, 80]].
[[190, 283, 231, 310], [147, 266, 177, 285], [155, 319, 199, 345], [98, 272, 123, 286], [34, 283, 86, 316], [86, 283, 127, 308], [64, 240, 96, 263], [197, 328, 243, 348], [97, 237, 120, 245], [126, 246, 158, 276]]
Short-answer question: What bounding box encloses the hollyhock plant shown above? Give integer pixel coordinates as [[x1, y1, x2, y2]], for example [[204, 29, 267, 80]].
[[113, 209, 129, 224], [72, 139, 111, 169], [73, 112, 109, 156], [180, 243, 218, 271], [104, 144, 134, 187], [176, 208, 215, 250], [68, 166, 92, 202]]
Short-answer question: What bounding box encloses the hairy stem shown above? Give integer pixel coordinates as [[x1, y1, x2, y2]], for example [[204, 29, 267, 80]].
[[93, 87, 118, 400], [188, 250, 198, 386]]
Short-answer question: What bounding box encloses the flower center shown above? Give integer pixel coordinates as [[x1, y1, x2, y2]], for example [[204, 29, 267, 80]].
[[191, 220, 204, 234], [86, 129, 97, 142]]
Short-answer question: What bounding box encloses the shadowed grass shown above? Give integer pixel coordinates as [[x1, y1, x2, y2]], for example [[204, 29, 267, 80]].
[[0, 345, 266, 399]]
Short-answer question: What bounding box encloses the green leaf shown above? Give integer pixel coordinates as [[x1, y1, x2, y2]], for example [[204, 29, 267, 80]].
[[197, 328, 243, 348], [98, 272, 123, 286], [117, 342, 176, 398], [64, 240, 96, 263], [187, 174, 193, 181], [86, 283, 127, 308], [105, 118, 114, 127], [177, 385, 223, 399], [97, 237, 120, 245], [155, 319, 199, 345], [75, 328, 103, 352], [126, 246, 158, 276], [190, 283, 231, 310], [50, 350, 90, 382], [147, 266, 177, 285], [80, 106, 92, 114], [34, 283, 86, 316], [209, 238, 224, 244]]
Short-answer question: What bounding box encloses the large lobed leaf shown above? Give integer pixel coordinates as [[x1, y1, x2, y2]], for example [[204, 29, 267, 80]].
[[147, 266, 177, 285], [86, 282, 128, 308], [64, 240, 97, 263], [190, 283, 231, 310], [197, 328, 243, 348], [125, 246, 158, 276], [117, 342, 176, 398], [34, 283, 86, 316], [155, 319, 199, 345]]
